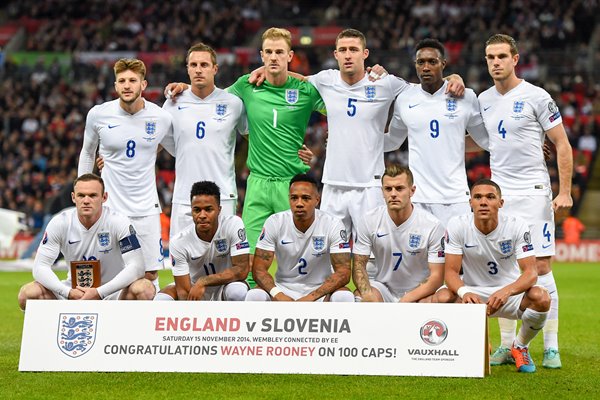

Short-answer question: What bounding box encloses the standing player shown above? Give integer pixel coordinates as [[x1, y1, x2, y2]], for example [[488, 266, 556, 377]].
[[161, 43, 247, 237], [479, 34, 573, 368], [227, 28, 325, 272], [78, 59, 173, 290], [437, 179, 550, 373], [155, 181, 250, 301], [386, 39, 489, 227], [353, 165, 445, 303], [245, 174, 353, 302], [18, 174, 154, 310]]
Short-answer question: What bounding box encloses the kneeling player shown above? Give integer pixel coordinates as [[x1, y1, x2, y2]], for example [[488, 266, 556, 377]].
[[18, 174, 153, 310], [245, 174, 353, 302], [353, 165, 445, 303], [155, 181, 250, 301], [437, 179, 550, 373]]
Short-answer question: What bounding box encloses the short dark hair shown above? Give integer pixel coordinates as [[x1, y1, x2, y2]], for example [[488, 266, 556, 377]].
[[74, 173, 105, 193], [186, 42, 218, 65], [415, 38, 445, 59], [486, 34, 519, 56], [382, 164, 414, 186], [289, 173, 318, 189], [190, 181, 221, 204], [471, 179, 502, 197], [336, 28, 366, 49]]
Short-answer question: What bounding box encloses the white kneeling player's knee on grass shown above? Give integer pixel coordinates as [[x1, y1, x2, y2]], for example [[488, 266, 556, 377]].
[[223, 282, 249, 301], [154, 292, 174, 301], [330, 291, 355, 302], [245, 288, 270, 301]]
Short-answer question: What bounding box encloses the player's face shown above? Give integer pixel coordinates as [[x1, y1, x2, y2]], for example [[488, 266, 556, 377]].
[[191, 195, 221, 235], [114, 70, 147, 104], [485, 43, 519, 82], [72, 180, 107, 221], [289, 182, 320, 222], [415, 47, 445, 85], [261, 39, 293, 76], [382, 173, 415, 212], [187, 51, 217, 90], [469, 184, 503, 222], [334, 37, 368, 76]]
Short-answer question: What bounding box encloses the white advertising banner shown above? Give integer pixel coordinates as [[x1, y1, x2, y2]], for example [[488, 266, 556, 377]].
[[19, 300, 487, 377]]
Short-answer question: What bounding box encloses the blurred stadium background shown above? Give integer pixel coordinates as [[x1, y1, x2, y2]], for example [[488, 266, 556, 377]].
[[0, 0, 598, 265]]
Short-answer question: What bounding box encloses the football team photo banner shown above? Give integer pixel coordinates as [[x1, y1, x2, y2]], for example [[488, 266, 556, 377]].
[[19, 300, 487, 377]]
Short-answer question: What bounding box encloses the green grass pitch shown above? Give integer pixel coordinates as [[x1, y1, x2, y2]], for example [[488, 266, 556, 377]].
[[1, 263, 598, 399]]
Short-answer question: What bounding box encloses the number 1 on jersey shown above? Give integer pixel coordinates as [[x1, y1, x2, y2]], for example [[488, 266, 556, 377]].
[[272, 109, 278, 128]]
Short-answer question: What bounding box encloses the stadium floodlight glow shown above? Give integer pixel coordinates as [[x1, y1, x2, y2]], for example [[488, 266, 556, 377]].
[[300, 36, 312, 45]]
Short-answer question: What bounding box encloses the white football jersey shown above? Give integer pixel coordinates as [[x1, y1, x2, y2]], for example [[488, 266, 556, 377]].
[[478, 80, 562, 195], [256, 209, 350, 293], [445, 213, 535, 287], [34, 206, 142, 298], [354, 205, 445, 294], [389, 82, 488, 203], [78, 99, 173, 216], [169, 214, 249, 291], [161, 88, 246, 205], [308, 70, 410, 187]]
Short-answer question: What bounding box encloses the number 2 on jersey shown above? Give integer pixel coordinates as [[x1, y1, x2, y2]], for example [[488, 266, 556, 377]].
[[298, 258, 308, 275]]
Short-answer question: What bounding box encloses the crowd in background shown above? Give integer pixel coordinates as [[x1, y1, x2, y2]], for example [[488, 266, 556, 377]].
[[0, 0, 598, 238]]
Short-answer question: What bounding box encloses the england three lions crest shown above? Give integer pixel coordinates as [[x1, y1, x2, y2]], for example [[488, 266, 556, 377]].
[[499, 239, 513, 255], [216, 104, 227, 116], [285, 89, 299, 104], [446, 98, 457, 112], [409, 233, 422, 248], [215, 239, 229, 254], [513, 101, 525, 113], [365, 86, 376, 102], [145, 121, 157, 135], [312, 236, 326, 252], [57, 313, 98, 358], [98, 232, 110, 248]]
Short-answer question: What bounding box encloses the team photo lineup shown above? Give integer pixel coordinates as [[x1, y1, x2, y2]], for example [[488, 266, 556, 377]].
[[12, 12, 580, 376]]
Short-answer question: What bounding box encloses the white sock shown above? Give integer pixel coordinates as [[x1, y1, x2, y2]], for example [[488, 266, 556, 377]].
[[154, 292, 174, 301], [223, 282, 249, 301], [498, 318, 517, 348], [244, 288, 270, 301], [537, 271, 559, 350], [329, 291, 355, 302], [516, 308, 548, 348], [543, 319, 559, 350]]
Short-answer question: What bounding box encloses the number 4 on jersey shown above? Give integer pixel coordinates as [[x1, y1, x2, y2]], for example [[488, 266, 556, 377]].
[[497, 120, 507, 139]]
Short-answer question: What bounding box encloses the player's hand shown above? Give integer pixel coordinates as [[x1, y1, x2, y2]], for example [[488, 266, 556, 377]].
[[461, 292, 483, 304], [486, 288, 511, 316], [77, 286, 101, 300], [366, 65, 388, 81], [164, 82, 188, 99], [96, 156, 104, 172], [298, 145, 314, 166], [552, 192, 573, 212], [68, 288, 85, 300], [187, 283, 206, 301], [248, 66, 267, 86], [272, 292, 294, 302], [445, 74, 465, 97]]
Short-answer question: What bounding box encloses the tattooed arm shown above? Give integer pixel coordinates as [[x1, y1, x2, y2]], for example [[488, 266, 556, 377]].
[[297, 252, 351, 302]]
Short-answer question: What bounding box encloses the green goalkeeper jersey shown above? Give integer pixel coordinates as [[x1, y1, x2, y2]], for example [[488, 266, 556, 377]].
[[228, 74, 326, 178]]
